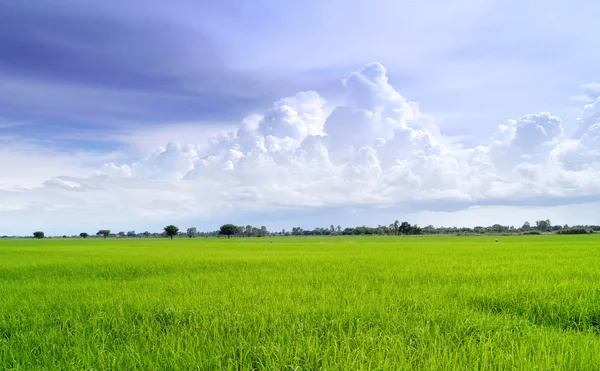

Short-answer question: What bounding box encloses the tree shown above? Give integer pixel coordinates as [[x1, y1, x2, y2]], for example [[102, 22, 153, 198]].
[[117, 231, 126, 238], [521, 221, 531, 231], [399, 221, 411, 235], [186, 227, 197, 238], [97, 230, 110, 239], [260, 226, 268, 237], [535, 220, 551, 232], [220, 224, 238, 238], [394, 220, 400, 235], [164, 225, 179, 240], [80, 232, 89, 238], [33, 231, 44, 239], [410, 225, 422, 235], [126, 231, 136, 238]]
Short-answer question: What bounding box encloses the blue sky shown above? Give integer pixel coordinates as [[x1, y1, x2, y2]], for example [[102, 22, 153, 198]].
[[1, 0, 600, 235]]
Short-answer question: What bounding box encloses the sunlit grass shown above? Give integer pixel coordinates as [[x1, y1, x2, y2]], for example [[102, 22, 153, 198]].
[[2, 235, 600, 369]]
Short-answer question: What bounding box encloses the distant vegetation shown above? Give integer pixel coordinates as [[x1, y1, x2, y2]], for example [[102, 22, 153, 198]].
[[556, 228, 591, 235], [163, 225, 179, 240], [96, 230, 111, 239], [20, 219, 599, 239]]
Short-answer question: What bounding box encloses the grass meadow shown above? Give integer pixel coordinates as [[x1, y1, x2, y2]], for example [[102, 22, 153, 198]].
[[2, 235, 600, 370]]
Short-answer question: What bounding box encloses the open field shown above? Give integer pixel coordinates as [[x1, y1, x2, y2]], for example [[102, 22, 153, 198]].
[[2, 235, 600, 370]]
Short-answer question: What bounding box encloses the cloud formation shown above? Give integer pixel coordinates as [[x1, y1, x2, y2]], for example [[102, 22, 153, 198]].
[[2, 63, 600, 233]]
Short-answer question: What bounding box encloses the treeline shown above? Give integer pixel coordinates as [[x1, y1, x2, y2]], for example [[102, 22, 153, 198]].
[[556, 228, 593, 235], [15, 219, 600, 239]]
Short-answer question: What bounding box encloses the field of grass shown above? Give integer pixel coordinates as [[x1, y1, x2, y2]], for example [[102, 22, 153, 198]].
[[2, 235, 600, 370]]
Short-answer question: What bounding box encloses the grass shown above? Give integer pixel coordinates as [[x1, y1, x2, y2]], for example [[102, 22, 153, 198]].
[[2, 235, 600, 370]]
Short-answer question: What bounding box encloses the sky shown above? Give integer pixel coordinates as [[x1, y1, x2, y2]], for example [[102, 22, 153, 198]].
[[1, 0, 600, 235]]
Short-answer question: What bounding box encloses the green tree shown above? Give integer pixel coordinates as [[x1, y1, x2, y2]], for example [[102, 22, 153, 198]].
[[164, 225, 179, 239], [33, 231, 44, 239], [186, 227, 197, 238], [80, 232, 89, 238], [219, 224, 238, 239], [399, 221, 411, 235], [535, 219, 551, 232], [97, 230, 110, 239]]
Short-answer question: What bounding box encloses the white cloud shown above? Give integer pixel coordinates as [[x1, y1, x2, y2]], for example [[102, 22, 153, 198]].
[[3, 63, 600, 234], [0, 142, 113, 190], [113, 121, 237, 156], [571, 83, 600, 104], [574, 97, 600, 138]]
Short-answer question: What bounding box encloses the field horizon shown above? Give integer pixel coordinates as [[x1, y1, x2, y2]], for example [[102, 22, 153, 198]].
[[2, 235, 600, 369]]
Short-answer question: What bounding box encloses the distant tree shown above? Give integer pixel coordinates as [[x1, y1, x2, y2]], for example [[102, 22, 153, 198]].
[[394, 220, 400, 235], [399, 221, 411, 235], [410, 224, 422, 235], [535, 220, 551, 232], [126, 231, 136, 238], [336, 225, 342, 234], [423, 225, 436, 234], [33, 231, 44, 239], [142, 231, 151, 238], [491, 224, 508, 233], [164, 225, 179, 240], [80, 232, 89, 238], [330, 225, 335, 234], [97, 230, 110, 239], [521, 221, 531, 231], [117, 231, 126, 237], [260, 226, 268, 237], [219, 224, 238, 238], [186, 227, 197, 238]]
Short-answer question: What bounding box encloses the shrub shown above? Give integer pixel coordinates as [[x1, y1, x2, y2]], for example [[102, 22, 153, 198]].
[[556, 228, 588, 235]]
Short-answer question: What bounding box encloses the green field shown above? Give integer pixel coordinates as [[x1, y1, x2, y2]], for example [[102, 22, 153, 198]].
[[2, 235, 600, 370]]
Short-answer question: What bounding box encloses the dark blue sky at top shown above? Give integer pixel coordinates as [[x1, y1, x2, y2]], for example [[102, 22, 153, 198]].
[[0, 1, 348, 149], [1, 0, 598, 151]]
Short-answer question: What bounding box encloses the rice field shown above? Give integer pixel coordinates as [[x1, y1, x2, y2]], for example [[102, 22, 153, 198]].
[[1, 234, 600, 370]]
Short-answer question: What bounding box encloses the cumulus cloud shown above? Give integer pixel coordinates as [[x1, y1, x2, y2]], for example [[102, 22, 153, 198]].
[[488, 112, 564, 168], [554, 96, 600, 170], [571, 83, 600, 104], [574, 97, 600, 138], [3, 63, 600, 233]]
